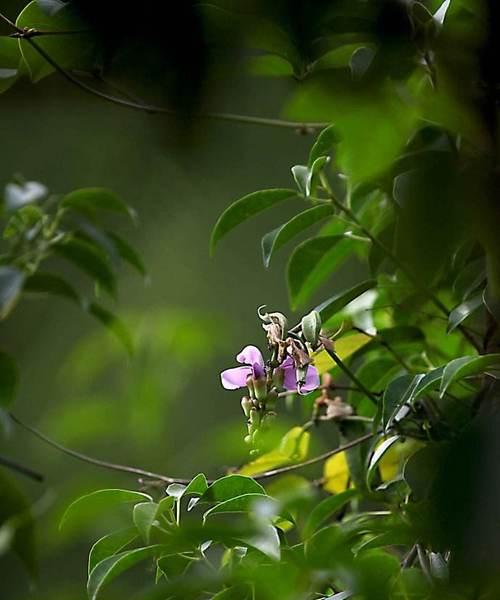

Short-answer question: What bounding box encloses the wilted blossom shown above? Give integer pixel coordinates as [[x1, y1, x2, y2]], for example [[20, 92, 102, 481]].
[[220, 345, 319, 395]]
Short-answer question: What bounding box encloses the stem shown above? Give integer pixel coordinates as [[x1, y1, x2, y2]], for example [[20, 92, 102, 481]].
[[9, 412, 190, 485], [254, 431, 375, 480], [352, 326, 413, 372], [401, 544, 418, 568], [0, 12, 328, 131], [0, 453, 44, 482], [277, 383, 369, 398], [320, 337, 380, 405], [10, 29, 89, 38], [325, 187, 481, 352]]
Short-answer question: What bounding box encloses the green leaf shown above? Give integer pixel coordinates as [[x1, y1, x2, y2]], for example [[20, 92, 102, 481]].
[[447, 293, 482, 333], [240, 524, 281, 561], [287, 81, 417, 181], [292, 159, 330, 198], [107, 232, 147, 277], [0, 267, 25, 319], [54, 238, 116, 297], [247, 54, 294, 77], [377, 367, 444, 430], [88, 527, 138, 576], [88, 303, 134, 356], [0, 353, 18, 409], [303, 489, 358, 538], [87, 545, 168, 600], [261, 204, 333, 268], [183, 473, 208, 497], [308, 125, 338, 166], [352, 326, 425, 362], [382, 375, 414, 430], [203, 493, 275, 522], [201, 475, 265, 503], [366, 436, 401, 489], [16, 1, 95, 82], [238, 427, 310, 476], [165, 483, 186, 499], [133, 502, 160, 544], [23, 272, 80, 304], [291, 165, 311, 196], [210, 189, 297, 254], [439, 354, 500, 398], [287, 235, 354, 309], [62, 188, 136, 221], [60, 489, 152, 531], [315, 279, 377, 323]]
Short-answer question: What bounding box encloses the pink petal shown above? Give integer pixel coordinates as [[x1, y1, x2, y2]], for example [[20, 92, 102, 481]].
[[299, 365, 320, 394], [237, 345, 264, 367], [281, 357, 298, 392], [220, 366, 252, 390], [280, 357, 320, 395]]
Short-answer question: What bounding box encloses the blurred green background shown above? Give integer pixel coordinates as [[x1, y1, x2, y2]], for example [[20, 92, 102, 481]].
[[0, 9, 358, 595]]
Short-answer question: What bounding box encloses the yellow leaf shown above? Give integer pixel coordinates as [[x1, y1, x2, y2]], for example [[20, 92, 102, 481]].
[[379, 439, 421, 482], [313, 333, 371, 374], [238, 427, 310, 476], [323, 451, 350, 494]]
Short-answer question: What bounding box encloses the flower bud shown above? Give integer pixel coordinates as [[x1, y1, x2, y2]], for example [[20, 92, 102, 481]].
[[301, 310, 322, 348], [246, 375, 255, 399], [241, 396, 252, 418], [252, 366, 268, 402], [248, 408, 260, 434], [266, 389, 278, 410], [272, 366, 285, 388], [244, 434, 252, 445]]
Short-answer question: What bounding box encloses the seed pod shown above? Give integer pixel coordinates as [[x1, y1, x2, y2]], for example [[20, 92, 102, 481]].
[[301, 310, 322, 348]]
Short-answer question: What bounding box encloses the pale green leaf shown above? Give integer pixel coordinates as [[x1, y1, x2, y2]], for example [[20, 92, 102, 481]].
[[210, 189, 297, 254], [261, 204, 332, 268]]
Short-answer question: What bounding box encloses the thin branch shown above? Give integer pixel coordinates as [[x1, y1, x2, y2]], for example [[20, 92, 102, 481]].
[[10, 29, 89, 38], [401, 544, 418, 568], [320, 336, 380, 405], [0, 12, 328, 131], [0, 453, 44, 482], [277, 383, 369, 398], [254, 431, 375, 480], [9, 412, 190, 485], [352, 326, 414, 372]]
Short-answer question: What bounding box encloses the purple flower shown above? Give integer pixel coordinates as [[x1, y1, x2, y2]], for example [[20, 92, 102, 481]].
[[220, 345, 320, 395], [280, 356, 320, 394], [220, 345, 265, 390]]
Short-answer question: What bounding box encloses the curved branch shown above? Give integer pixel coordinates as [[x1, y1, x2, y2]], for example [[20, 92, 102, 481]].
[[0, 453, 44, 482], [0, 12, 328, 131], [254, 431, 375, 480], [9, 412, 190, 485]]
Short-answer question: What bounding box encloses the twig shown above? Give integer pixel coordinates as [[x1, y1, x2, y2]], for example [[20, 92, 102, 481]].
[[320, 337, 380, 405], [253, 431, 375, 480], [0, 12, 328, 131], [10, 29, 89, 38], [9, 412, 190, 485], [277, 384, 369, 398], [401, 544, 418, 568], [352, 326, 414, 372], [0, 453, 44, 482]]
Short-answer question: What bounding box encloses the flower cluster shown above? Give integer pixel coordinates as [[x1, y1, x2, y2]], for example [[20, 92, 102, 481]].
[[220, 308, 321, 448]]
